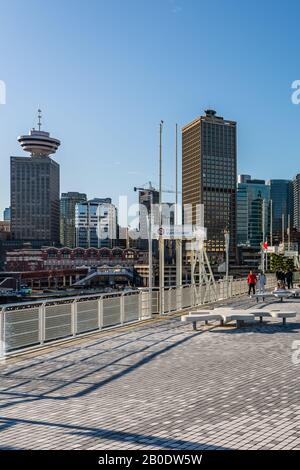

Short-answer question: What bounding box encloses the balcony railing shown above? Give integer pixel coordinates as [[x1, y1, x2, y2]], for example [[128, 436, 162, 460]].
[[0, 275, 276, 357]]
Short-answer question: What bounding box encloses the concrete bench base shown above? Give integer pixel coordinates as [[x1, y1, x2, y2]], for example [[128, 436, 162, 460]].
[[269, 310, 296, 325], [182, 310, 255, 329], [182, 308, 297, 329], [251, 293, 274, 303], [182, 314, 222, 330]]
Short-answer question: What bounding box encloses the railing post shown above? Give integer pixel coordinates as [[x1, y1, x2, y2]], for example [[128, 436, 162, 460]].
[[192, 284, 196, 307], [120, 294, 125, 325], [139, 291, 144, 320], [0, 309, 5, 358], [71, 300, 77, 337], [39, 303, 45, 345], [98, 296, 103, 330], [176, 286, 182, 312]]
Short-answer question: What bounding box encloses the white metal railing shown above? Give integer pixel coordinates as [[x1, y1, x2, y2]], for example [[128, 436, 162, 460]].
[[0, 275, 276, 356]]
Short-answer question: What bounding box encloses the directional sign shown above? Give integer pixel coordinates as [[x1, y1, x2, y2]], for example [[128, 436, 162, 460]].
[[152, 225, 207, 240]]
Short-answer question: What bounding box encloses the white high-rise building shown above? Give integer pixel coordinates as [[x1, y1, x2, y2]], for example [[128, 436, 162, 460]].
[[75, 198, 117, 248]]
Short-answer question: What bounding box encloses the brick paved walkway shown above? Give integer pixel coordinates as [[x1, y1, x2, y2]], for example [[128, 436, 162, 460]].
[[0, 296, 300, 450]]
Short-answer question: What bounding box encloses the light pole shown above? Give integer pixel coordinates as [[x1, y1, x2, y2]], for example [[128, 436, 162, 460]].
[[175, 123, 182, 309], [262, 199, 266, 273], [134, 186, 154, 317], [159, 120, 164, 315]]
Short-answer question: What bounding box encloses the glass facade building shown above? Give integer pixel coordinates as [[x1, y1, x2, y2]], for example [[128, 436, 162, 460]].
[[269, 179, 293, 239], [10, 155, 60, 244], [293, 174, 300, 232], [60, 192, 87, 247], [182, 109, 237, 261], [237, 177, 270, 249], [75, 198, 117, 249], [3, 207, 11, 221]]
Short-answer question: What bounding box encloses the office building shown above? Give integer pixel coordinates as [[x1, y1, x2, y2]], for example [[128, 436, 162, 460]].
[[237, 176, 270, 249], [138, 183, 159, 240], [237, 175, 251, 184], [269, 179, 293, 242], [60, 192, 87, 247], [293, 174, 300, 232], [75, 198, 117, 248], [3, 207, 11, 221], [10, 111, 60, 244], [182, 109, 237, 262]]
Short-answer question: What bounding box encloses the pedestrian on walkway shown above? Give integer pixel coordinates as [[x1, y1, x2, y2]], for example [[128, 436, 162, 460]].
[[286, 270, 294, 289], [247, 270, 257, 296], [257, 271, 267, 293]]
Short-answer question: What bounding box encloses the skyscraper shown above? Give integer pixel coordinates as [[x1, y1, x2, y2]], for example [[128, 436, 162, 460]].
[[3, 207, 11, 221], [237, 176, 270, 249], [137, 183, 159, 247], [182, 109, 237, 262], [10, 111, 60, 244], [293, 174, 300, 232], [60, 192, 87, 247], [75, 198, 117, 248], [269, 179, 293, 241]]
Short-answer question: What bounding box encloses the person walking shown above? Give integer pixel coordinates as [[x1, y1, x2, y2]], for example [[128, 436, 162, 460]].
[[247, 270, 257, 296], [286, 270, 293, 289], [257, 271, 267, 293]]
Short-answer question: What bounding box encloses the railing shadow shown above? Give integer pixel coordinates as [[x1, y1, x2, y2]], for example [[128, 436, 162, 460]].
[[0, 415, 231, 450], [0, 319, 202, 408]]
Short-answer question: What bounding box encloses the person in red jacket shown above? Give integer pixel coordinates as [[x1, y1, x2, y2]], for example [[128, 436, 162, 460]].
[[247, 270, 257, 296]]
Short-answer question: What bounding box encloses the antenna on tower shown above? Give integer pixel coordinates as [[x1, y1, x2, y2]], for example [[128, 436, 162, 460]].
[[37, 108, 42, 131]]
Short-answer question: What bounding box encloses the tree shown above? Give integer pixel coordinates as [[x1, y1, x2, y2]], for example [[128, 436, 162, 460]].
[[270, 253, 295, 272]]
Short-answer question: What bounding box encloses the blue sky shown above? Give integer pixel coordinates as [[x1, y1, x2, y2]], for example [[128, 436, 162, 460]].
[[1, 0, 300, 216]]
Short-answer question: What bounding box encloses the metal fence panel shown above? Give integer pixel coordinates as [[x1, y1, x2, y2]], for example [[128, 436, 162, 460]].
[[5, 307, 40, 351], [0, 275, 277, 355], [76, 300, 99, 333], [45, 303, 72, 342], [169, 288, 177, 312], [124, 294, 140, 322], [182, 286, 192, 308], [151, 291, 159, 314], [163, 290, 170, 313], [103, 297, 121, 327]]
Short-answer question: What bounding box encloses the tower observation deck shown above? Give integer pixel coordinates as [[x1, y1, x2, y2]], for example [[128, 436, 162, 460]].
[[17, 109, 61, 157]]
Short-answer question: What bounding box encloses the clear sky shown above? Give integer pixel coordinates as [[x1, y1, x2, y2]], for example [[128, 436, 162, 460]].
[[1, 0, 300, 217]]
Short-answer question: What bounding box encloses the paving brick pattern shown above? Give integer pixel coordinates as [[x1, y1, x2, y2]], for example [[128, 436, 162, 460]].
[[0, 296, 300, 450]]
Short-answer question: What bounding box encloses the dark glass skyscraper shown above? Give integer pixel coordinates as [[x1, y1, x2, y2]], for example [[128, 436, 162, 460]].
[[10, 116, 61, 244], [60, 192, 87, 247], [182, 109, 237, 262], [237, 177, 270, 249], [293, 174, 300, 232], [269, 179, 293, 240]]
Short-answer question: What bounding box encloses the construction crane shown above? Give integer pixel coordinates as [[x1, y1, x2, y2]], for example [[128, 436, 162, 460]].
[[134, 181, 181, 194]]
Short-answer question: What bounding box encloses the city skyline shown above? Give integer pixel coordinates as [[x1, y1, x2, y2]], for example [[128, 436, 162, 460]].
[[2, 0, 300, 216]]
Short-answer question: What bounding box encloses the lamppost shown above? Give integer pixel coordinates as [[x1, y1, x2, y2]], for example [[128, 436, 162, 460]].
[[134, 186, 154, 316], [159, 120, 164, 315]]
